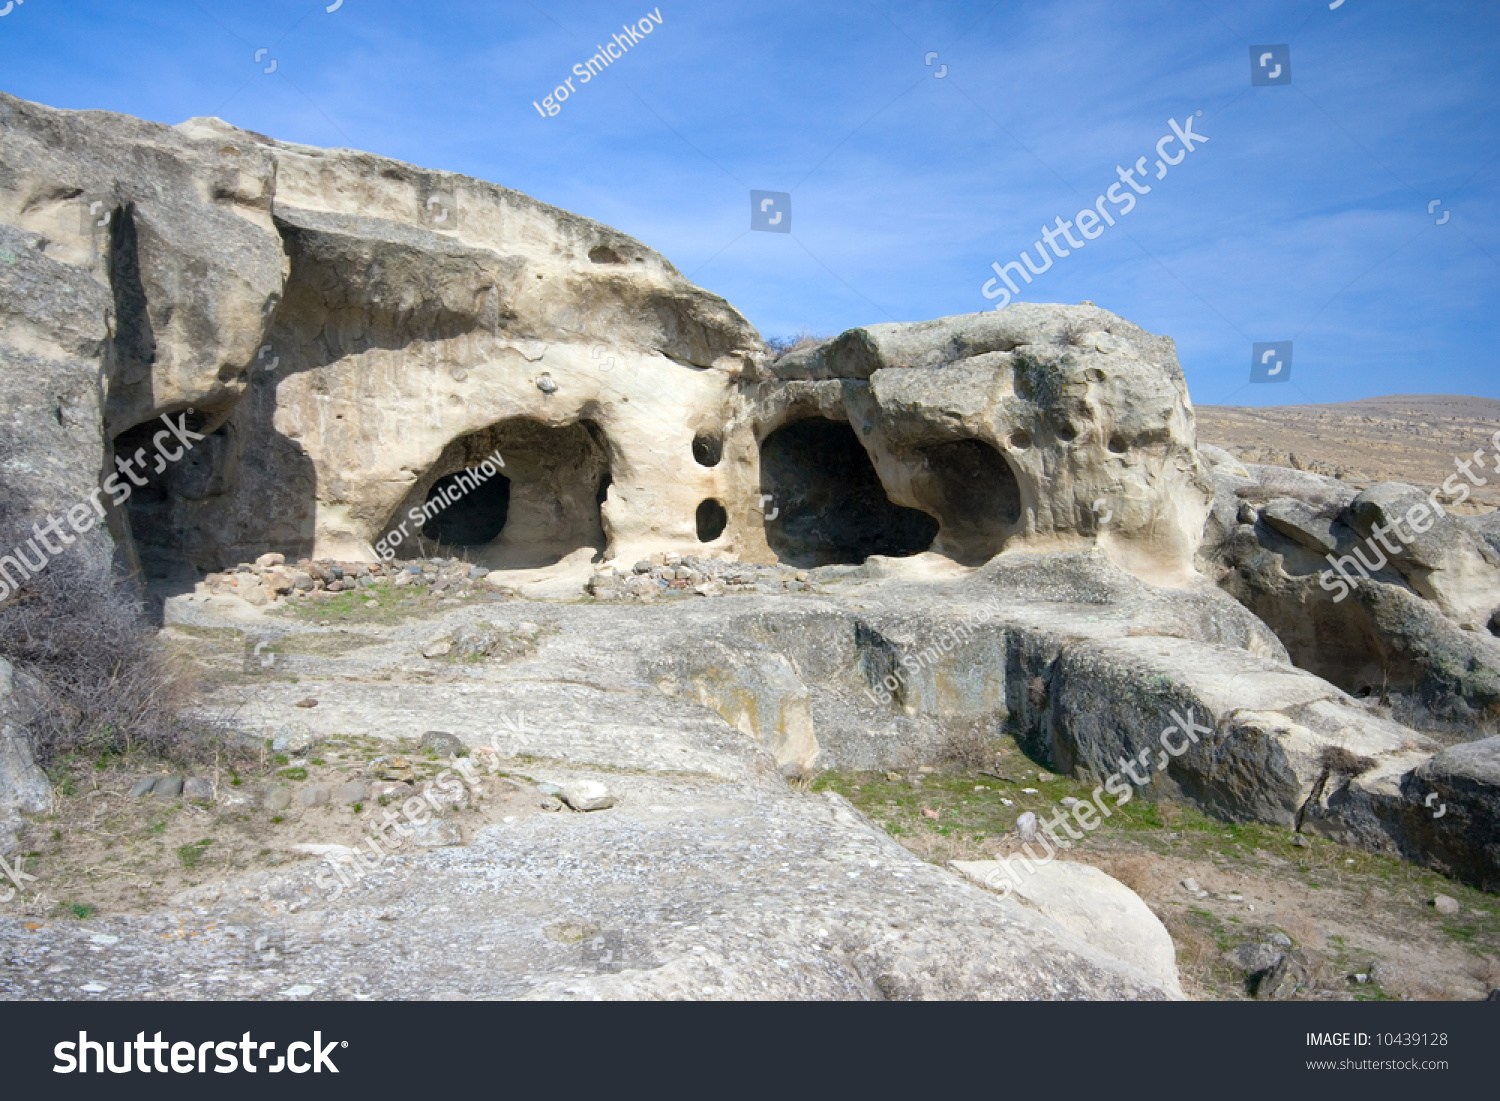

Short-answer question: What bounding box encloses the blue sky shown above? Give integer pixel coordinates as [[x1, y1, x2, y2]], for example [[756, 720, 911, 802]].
[[2, 0, 1496, 406]]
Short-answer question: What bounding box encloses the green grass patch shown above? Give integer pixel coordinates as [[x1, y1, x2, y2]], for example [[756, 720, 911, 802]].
[[176, 839, 214, 870]]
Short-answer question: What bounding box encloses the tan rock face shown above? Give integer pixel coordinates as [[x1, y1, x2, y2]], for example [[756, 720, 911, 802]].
[[1, 92, 1211, 589], [750, 306, 1213, 584]]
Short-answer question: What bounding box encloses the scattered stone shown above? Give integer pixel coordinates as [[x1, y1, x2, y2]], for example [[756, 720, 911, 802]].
[[778, 762, 806, 782], [272, 724, 315, 753], [1433, 894, 1460, 915], [371, 756, 416, 783], [539, 796, 564, 812], [921, 807, 939, 819], [294, 697, 318, 708], [420, 731, 465, 757], [1267, 932, 1293, 948], [1291, 834, 1310, 848], [536, 782, 563, 797], [1181, 878, 1200, 893], [422, 638, 453, 659], [153, 776, 184, 799], [183, 778, 214, 802], [1225, 942, 1284, 974], [264, 787, 292, 813], [410, 820, 463, 847], [1036, 772, 1053, 782], [1015, 811, 1038, 842], [1060, 797, 1079, 807], [298, 785, 330, 807], [129, 778, 157, 798], [335, 781, 367, 804], [368, 781, 411, 800], [916, 766, 934, 774], [1254, 949, 1312, 1000]]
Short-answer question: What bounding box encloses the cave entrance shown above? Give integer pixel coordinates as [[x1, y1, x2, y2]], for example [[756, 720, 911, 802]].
[[110, 409, 230, 585], [421, 469, 511, 546], [385, 418, 609, 569], [919, 438, 1023, 566], [759, 417, 938, 567]]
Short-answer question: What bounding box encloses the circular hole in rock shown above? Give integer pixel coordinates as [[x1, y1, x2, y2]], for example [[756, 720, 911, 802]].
[[1009, 430, 1032, 450], [692, 434, 723, 467], [1057, 424, 1078, 443], [1108, 435, 1128, 454], [588, 245, 625, 264], [1085, 367, 1106, 383], [1490, 610, 1500, 638], [696, 499, 728, 542]]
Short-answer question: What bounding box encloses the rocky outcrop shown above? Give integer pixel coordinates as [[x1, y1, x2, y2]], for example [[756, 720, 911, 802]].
[[948, 859, 1183, 997], [0, 658, 50, 854], [751, 307, 1213, 584], [1198, 452, 1500, 728], [1, 93, 1221, 597]]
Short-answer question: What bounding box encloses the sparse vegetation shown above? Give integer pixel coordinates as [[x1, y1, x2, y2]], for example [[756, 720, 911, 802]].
[[0, 500, 230, 768]]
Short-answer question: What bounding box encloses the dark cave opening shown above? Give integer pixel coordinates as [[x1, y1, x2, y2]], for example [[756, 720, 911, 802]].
[[420, 468, 511, 546], [390, 418, 610, 568], [696, 498, 728, 542], [919, 437, 1022, 564], [759, 417, 938, 567]]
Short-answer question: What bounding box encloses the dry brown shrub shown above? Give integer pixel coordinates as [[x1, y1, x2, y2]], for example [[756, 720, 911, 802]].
[[1095, 852, 1168, 899], [937, 720, 998, 770], [0, 506, 227, 766]]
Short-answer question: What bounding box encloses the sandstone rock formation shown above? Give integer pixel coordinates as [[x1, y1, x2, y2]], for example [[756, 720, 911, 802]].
[[1198, 449, 1500, 729], [749, 307, 1213, 584], [1, 89, 1497, 1000], [0, 658, 50, 855]]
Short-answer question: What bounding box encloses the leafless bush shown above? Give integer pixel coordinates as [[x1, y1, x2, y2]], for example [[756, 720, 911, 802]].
[[1055, 319, 1093, 347], [764, 330, 830, 357], [1094, 852, 1167, 899], [0, 506, 223, 766], [937, 720, 998, 770]]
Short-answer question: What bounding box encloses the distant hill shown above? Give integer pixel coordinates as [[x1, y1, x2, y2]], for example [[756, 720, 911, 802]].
[[1196, 395, 1500, 513]]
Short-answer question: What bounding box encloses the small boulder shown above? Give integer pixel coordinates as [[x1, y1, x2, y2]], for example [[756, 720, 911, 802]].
[[1225, 942, 1284, 974], [1433, 894, 1460, 915], [130, 778, 157, 798], [1014, 811, 1038, 842], [371, 756, 416, 783], [560, 780, 616, 812], [183, 778, 214, 802], [420, 731, 465, 757], [272, 724, 315, 753], [255, 552, 286, 569], [153, 776, 184, 799], [335, 781, 367, 804], [298, 785, 330, 807], [264, 787, 292, 813]]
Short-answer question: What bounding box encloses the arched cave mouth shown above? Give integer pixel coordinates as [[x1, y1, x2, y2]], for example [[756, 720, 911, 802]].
[[919, 438, 1022, 565], [384, 418, 609, 569], [759, 417, 938, 568]]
